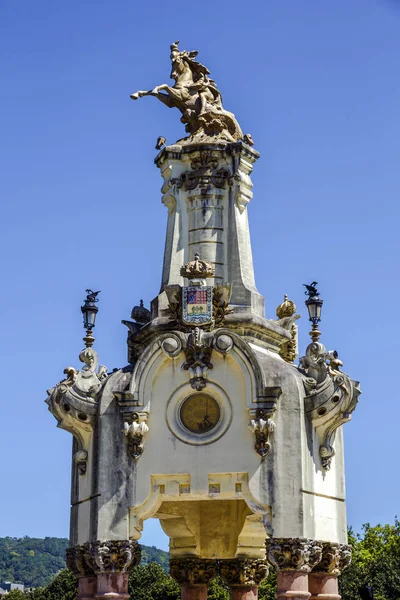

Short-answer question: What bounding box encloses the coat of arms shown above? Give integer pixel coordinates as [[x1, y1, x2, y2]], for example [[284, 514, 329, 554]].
[[182, 285, 213, 326]]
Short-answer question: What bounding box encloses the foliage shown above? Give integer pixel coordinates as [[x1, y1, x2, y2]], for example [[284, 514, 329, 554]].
[[0, 537, 168, 588], [339, 520, 400, 600], [0, 537, 68, 588], [5, 591, 26, 600], [129, 562, 179, 600], [27, 569, 77, 600], [259, 569, 277, 600]]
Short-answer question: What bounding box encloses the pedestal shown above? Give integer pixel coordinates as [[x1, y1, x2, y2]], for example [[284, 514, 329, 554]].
[[95, 572, 130, 600], [180, 584, 208, 600], [231, 584, 259, 600], [277, 571, 310, 600], [309, 573, 340, 600], [78, 575, 97, 600]]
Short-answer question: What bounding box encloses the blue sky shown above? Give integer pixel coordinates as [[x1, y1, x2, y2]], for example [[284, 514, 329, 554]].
[[0, 1, 399, 551]]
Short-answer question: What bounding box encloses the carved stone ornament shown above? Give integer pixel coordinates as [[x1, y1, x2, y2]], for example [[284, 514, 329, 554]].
[[73, 450, 88, 475], [131, 300, 151, 325], [66, 541, 141, 576], [182, 285, 213, 326], [249, 410, 276, 457], [66, 544, 94, 577], [131, 42, 243, 145], [172, 152, 233, 191], [219, 559, 269, 586], [312, 543, 352, 576], [299, 342, 361, 470], [170, 558, 217, 585], [123, 412, 149, 459], [45, 347, 108, 474], [266, 538, 323, 573], [87, 540, 142, 574], [180, 253, 215, 280], [182, 327, 213, 391], [276, 295, 296, 319], [165, 283, 232, 331]]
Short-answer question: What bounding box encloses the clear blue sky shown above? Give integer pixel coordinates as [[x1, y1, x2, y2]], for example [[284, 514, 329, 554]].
[[1, 0, 399, 551]]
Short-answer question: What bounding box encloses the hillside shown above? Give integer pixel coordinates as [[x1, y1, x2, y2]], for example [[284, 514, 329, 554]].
[[0, 537, 168, 588]]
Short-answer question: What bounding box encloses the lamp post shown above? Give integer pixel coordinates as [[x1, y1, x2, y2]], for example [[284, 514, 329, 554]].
[[81, 289, 100, 347], [303, 282, 323, 342]]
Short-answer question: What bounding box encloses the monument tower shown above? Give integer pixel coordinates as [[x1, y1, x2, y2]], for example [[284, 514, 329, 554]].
[[46, 43, 360, 600]]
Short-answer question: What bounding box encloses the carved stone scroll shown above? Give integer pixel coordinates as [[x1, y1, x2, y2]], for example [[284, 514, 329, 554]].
[[312, 543, 352, 575], [219, 558, 269, 586], [170, 558, 217, 585], [266, 538, 323, 573]]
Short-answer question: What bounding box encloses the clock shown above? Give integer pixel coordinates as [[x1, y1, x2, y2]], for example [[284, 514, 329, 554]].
[[179, 393, 220, 434]]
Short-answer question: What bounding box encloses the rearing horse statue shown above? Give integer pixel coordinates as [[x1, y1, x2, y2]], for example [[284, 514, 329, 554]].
[[131, 41, 243, 145]]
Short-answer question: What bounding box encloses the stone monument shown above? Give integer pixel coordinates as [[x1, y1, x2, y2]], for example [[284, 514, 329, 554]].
[[46, 42, 360, 600]]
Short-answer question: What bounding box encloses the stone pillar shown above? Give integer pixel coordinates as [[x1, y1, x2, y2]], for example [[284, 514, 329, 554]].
[[266, 538, 323, 600], [66, 540, 141, 600], [219, 558, 269, 600], [309, 543, 351, 600], [170, 557, 217, 600]]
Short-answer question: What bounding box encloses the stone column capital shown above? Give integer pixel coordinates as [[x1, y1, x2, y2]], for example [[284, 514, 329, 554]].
[[266, 538, 323, 573], [312, 543, 352, 575], [66, 544, 95, 577], [66, 541, 141, 576], [219, 558, 269, 586], [170, 558, 217, 586]]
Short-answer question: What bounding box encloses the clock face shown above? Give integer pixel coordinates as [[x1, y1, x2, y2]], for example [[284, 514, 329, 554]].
[[179, 394, 220, 434]]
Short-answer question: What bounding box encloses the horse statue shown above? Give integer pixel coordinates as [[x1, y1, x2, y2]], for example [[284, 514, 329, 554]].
[[131, 41, 243, 145]]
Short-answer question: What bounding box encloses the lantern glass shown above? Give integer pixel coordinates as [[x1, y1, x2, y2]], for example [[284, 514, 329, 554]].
[[81, 305, 98, 329], [306, 298, 323, 324]]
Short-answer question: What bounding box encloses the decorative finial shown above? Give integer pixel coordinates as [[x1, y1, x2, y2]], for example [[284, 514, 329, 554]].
[[180, 253, 215, 280], [276, 294, 296, 319], [81, 289, 100, 348], [131, 299, 151, 325], [303, 282, 323, 342]]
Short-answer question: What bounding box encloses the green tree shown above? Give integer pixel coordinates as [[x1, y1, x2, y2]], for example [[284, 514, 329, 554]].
[[28, 569, 77, 600], [339, 520, 400, 600], [5, 591, 25, 600], [129, 562, 180, 600]]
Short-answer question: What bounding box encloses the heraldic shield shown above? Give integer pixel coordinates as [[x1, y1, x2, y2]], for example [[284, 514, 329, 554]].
[[182, 285, 213, 326]]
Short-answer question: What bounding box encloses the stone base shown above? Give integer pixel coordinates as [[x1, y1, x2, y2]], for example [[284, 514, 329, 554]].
[[94, 573, 130, 600], [277, 572, 311, 600], [181, 584, 208, 600], [78, 575, 97, 600], [231, 585, 259, 600], [309, 573, 340, 600]]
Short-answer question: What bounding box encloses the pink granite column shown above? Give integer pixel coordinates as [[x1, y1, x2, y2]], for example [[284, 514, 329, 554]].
[[219, 558, 269, 600], [309, 573, 339, 600], [266, 538, 323, 600], [170, 558, 217, 600], [276, 571, 310, 600], [78, 575, 97, 600], [308, 543, 352, 600], [95, 572, 130, 600]]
